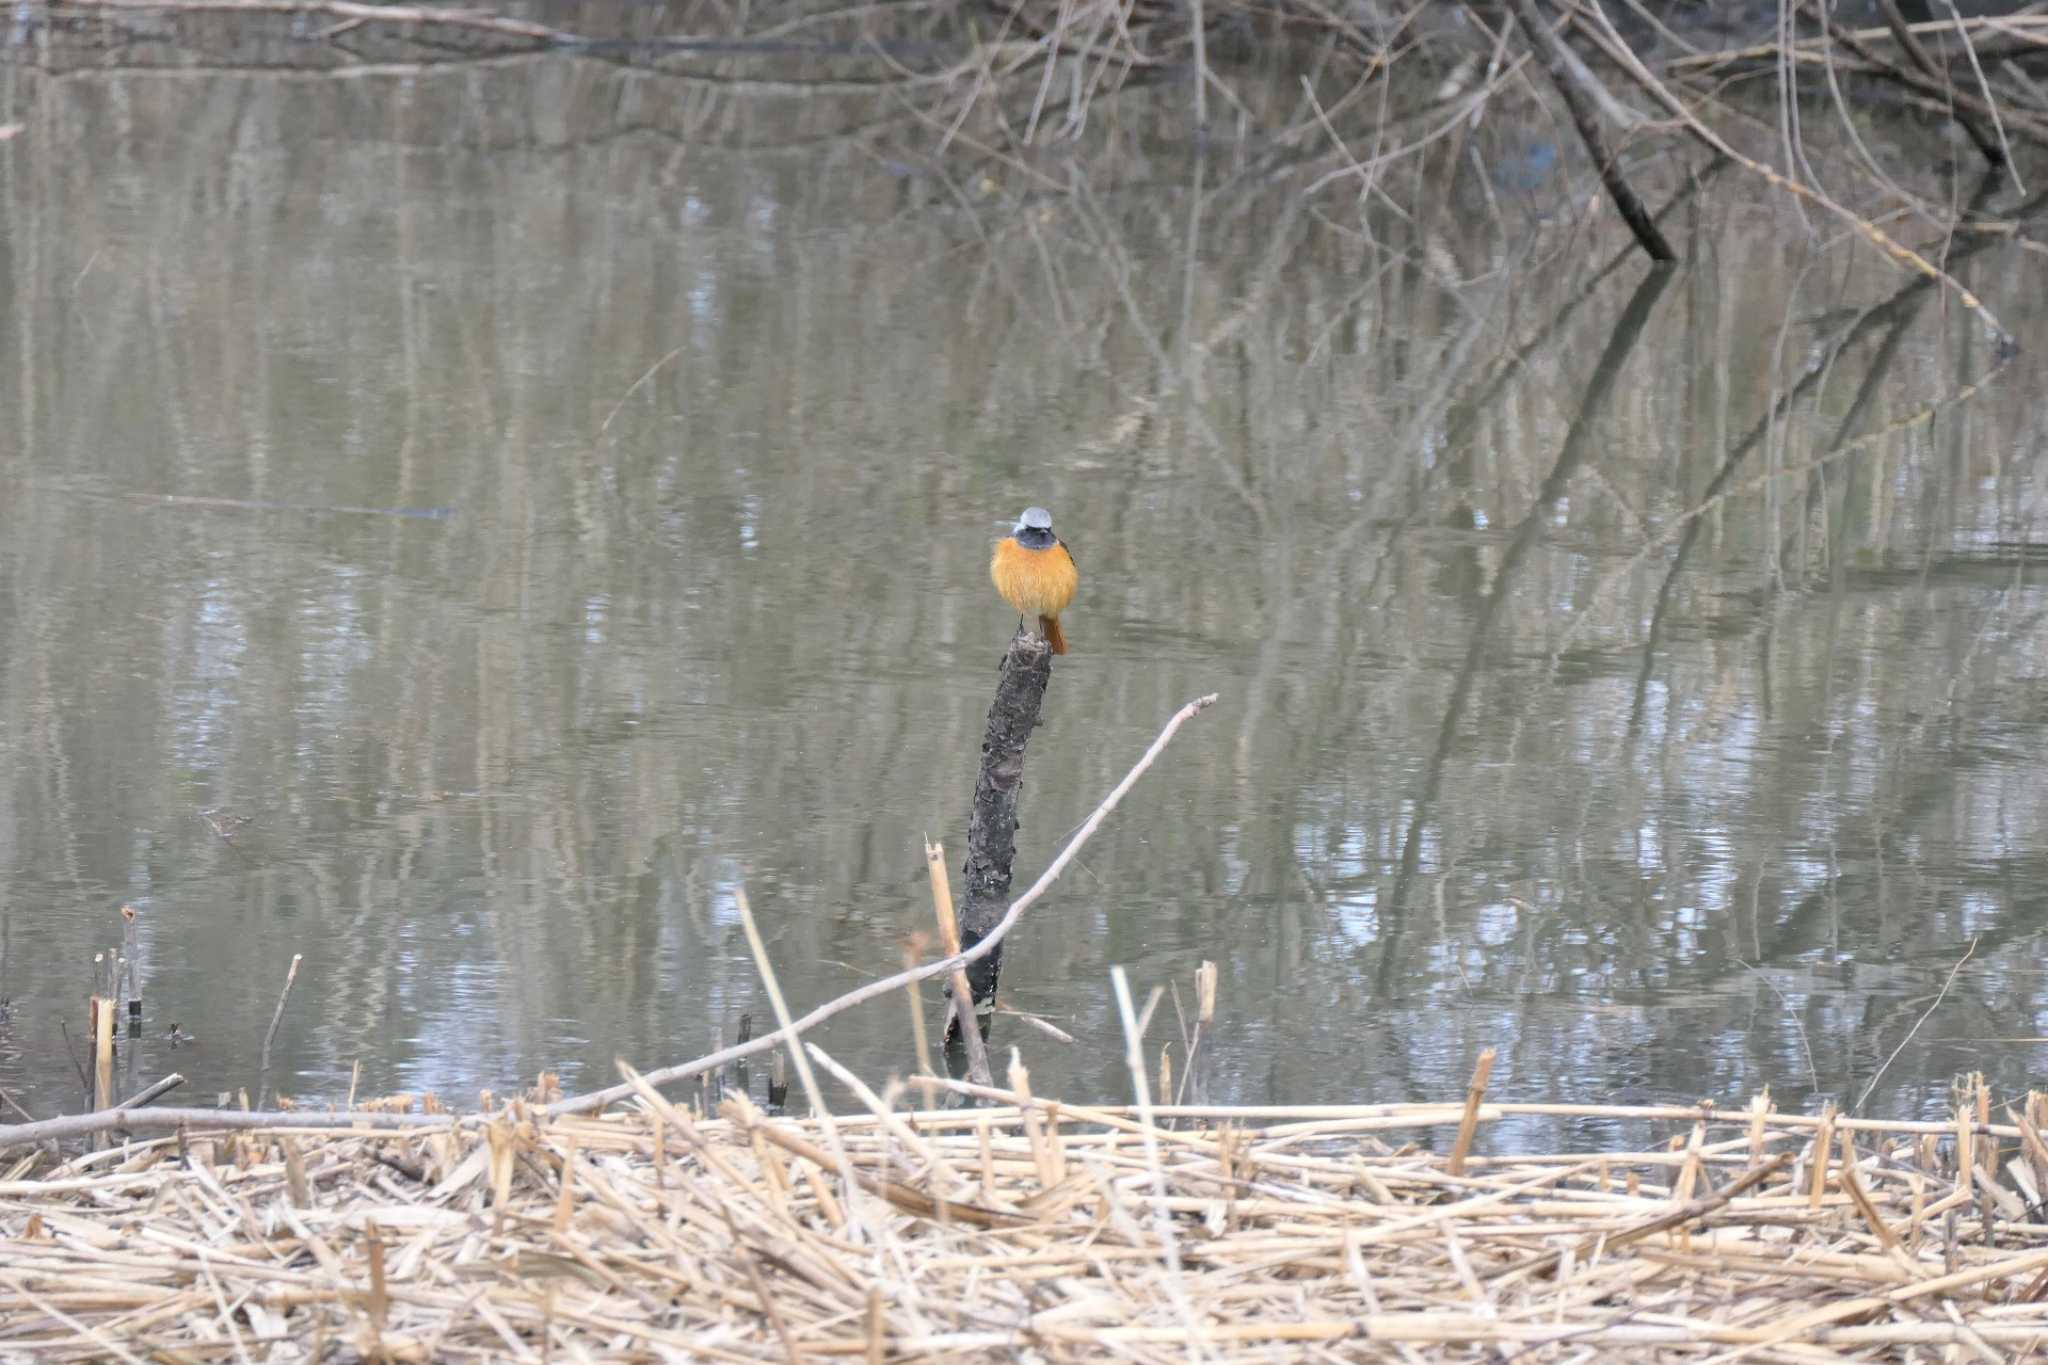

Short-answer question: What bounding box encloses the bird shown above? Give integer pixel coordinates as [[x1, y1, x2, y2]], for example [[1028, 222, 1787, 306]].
[[990, 506, 1079, 654]]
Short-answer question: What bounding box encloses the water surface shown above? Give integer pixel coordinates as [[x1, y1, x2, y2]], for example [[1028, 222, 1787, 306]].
[[2, 38, 2047, 1147]]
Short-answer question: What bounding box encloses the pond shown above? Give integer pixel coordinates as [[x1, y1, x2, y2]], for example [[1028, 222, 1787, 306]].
[[2, 15, 2045, 1148]]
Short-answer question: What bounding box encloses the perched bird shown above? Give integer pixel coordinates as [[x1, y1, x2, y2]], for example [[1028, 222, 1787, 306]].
[[990, 506, 1079, 654]]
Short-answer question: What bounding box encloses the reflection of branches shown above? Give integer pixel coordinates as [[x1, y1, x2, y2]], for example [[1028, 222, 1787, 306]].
[[1068, 167, 1286, 533], [1621, 174, 2029, 750], [1240, 165, 1722, 809], [1374, 264, 1673, 996], [1535, 195, 2037, 718], [1443, 156, 1728, 456], [1567, 2, 2013, 349], [1297, 160, 1729, 758], [1622, 294, 1921, 748]]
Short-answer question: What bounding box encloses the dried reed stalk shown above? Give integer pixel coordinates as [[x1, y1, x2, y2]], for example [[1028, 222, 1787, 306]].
[[7, 1080, 2047, 1361], [924, 838, 992, 1085], [88, 1001, 113, 1152]]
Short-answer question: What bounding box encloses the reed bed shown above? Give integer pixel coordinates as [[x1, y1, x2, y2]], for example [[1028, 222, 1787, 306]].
[[5, 1066, 2048, 1361]]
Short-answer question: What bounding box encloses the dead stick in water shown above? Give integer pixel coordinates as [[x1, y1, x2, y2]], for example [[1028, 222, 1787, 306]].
[[548, 693, 1221, 1117], [1874, 0, 2009, 168], [955, 630, 1056, 1043], [1506, 0, 1675, 262], [116, 1073, 184, 1111], [119, 905, 140, 1033], [257, 953, 303, 1107]]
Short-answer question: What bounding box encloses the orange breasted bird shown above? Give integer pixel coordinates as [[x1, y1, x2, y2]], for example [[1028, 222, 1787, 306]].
[[990, 506, 1079, 654]]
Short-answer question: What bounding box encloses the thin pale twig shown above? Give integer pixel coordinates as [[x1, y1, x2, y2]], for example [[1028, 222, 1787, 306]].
[[1856, 937, 1980, 1112]]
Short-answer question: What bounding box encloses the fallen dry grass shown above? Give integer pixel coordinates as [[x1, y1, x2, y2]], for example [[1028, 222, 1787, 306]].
[[5, 1066, 2048, 1360]]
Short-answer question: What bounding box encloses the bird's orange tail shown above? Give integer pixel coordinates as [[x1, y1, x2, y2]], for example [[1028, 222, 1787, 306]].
[[1040, 615, 1068, 655]]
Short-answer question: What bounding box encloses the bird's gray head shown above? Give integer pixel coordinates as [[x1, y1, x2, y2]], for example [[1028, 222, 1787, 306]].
[[1013, 506, 1057, 549]]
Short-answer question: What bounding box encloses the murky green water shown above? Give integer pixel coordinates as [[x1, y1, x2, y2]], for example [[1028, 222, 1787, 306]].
[[2, 29, 2046, 1143]]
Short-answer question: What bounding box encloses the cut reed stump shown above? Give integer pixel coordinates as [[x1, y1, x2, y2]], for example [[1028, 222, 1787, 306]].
[[949, 626, 1054, 1049]]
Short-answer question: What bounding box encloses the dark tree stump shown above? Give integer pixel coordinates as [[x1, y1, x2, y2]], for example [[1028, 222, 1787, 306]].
[[946, 627, 1054, 1046]]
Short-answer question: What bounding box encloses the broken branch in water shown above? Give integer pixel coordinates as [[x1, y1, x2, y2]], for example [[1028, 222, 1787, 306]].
[[115, 1073, 184, 1111]]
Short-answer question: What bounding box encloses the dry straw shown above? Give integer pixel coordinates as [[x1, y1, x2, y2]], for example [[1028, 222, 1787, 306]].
[[3, 1076, 2048, 1358]]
